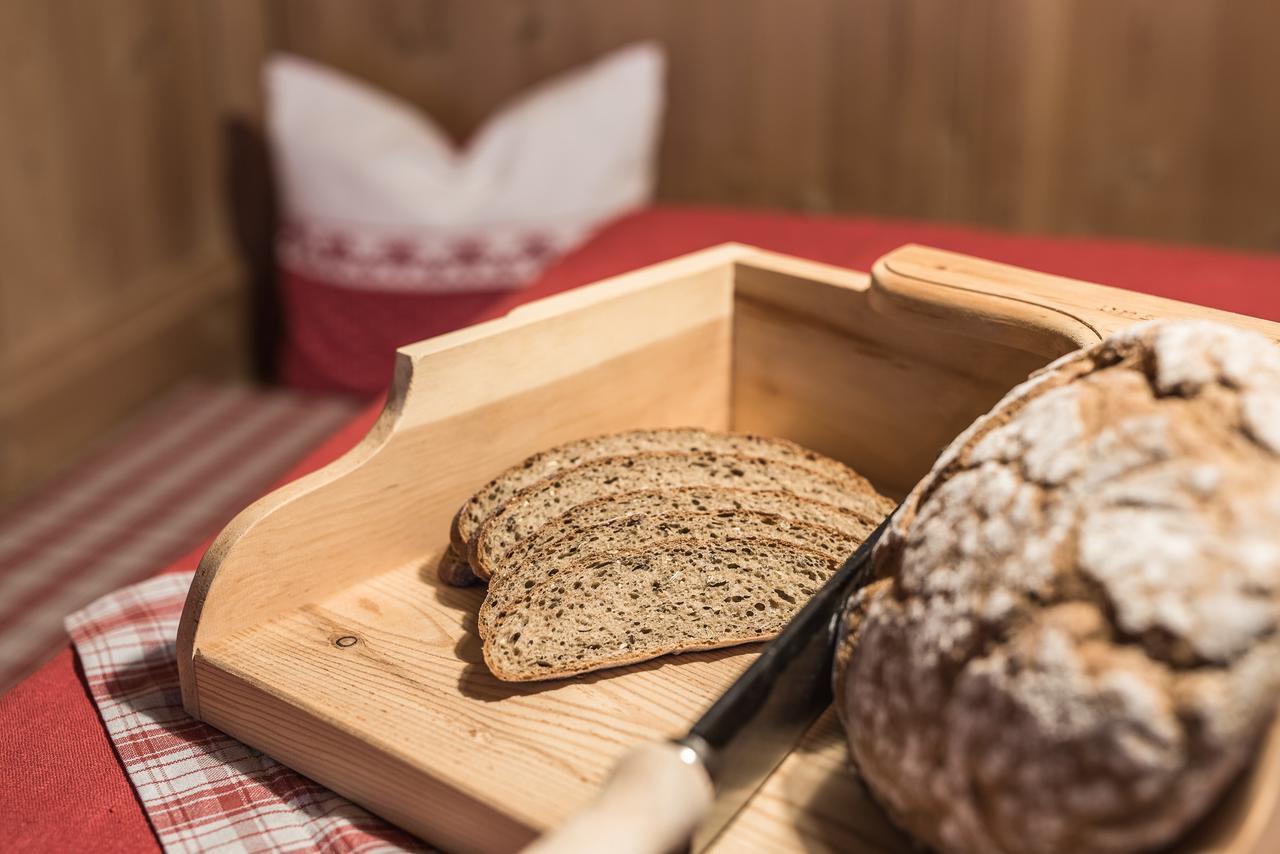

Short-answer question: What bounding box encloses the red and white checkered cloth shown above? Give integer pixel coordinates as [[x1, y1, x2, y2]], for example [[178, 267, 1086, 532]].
[[66, 571, 433, 853]]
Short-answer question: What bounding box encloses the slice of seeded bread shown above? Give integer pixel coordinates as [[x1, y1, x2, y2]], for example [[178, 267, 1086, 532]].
[[483, 537, 838, 681], [470, 451, 885, 580], [478, 509, 863, 638], [500, 487, 888, 576], [449, 428, 869, 560], [483, 485, 886, 595]]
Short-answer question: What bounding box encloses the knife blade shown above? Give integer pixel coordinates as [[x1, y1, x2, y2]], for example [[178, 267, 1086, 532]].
[[678, 513, 891, 850], [524, 513, 892, 854]]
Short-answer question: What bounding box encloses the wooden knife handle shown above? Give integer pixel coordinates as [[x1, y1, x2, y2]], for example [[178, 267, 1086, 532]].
[[523, 741, 714, 854]]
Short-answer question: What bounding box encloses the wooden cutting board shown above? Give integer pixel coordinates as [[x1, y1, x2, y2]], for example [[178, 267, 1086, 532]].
[[179, 245, 1280, 853]]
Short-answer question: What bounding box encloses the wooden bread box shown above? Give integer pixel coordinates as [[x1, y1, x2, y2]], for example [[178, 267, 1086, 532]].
[[177, 245, 1280, 853]]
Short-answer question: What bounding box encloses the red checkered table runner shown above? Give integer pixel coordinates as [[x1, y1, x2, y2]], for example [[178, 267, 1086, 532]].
[[66, 570, 433, 853]]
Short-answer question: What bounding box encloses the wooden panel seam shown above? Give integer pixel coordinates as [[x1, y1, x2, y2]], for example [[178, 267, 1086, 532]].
[[1, 258, 247, 417]]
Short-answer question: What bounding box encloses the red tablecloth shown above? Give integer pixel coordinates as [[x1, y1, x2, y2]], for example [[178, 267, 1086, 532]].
[[5, 206, 1280, 850]]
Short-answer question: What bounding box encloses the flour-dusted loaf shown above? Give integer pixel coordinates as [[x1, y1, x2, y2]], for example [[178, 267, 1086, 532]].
[[834, 320, 1280, 854], [478, 508, 864, 639], [471, 451, 884, 579], [485, 537, 838, 681], [449, 428, 866, 566]]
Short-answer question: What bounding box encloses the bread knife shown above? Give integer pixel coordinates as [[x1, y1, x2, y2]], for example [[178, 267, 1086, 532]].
[[524, 514, 892, 854]]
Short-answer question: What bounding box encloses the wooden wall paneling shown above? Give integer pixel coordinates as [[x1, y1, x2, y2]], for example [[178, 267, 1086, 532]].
[[197, 0, 284, 379], [656, 0, 758, 206], [3, 283, 250, 500], [0, 0, 251, 504], [276, 0, 838, 209], [942, 0, 988, 226], [647, 0, 834, 210], [9, 0, 1274, 501], [825, 0, 896, 218], [94, 0, 224, 274], [264, 0, 1280, 252], [736, 0, 837, 210], [1201, 0, 1280, 249], [0, 2, 85, 353], [828, 0, 968, 221], [931, 0, 1070, 232], [1049, 0, 1222, 242], [508, 0, 604, 90], [198, 0, 277, 120], [998, 0, 1073, 233], [276, 0, 536, 144]]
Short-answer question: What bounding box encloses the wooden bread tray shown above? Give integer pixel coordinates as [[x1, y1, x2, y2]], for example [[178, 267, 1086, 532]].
[[177, 244, 1280, 853]]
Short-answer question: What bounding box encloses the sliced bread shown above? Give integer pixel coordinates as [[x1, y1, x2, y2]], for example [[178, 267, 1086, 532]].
[[470, 451, 885, 579], [449, 428, 869, 559], [483, 537, 838, 681], [498, 486, 887, 576], [478, 509, 863, 638]]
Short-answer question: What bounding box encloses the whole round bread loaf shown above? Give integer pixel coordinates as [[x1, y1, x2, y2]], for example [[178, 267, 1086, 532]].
[[835, 320, 1280, 854]]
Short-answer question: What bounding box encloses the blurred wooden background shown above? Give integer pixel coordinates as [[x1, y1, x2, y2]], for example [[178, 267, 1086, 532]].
[[2, 0, 1279, 503], [0, 2, 251, 505], [263, 0, 1280, 247]]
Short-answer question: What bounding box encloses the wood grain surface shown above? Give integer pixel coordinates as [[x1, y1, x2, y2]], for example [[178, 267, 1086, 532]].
[[197, 555, 910, 853], [181, 245, 1280, 852], [179, 247, 739, 714], [870, 244, 1280, 357], [729, 254, 1047, 497]]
